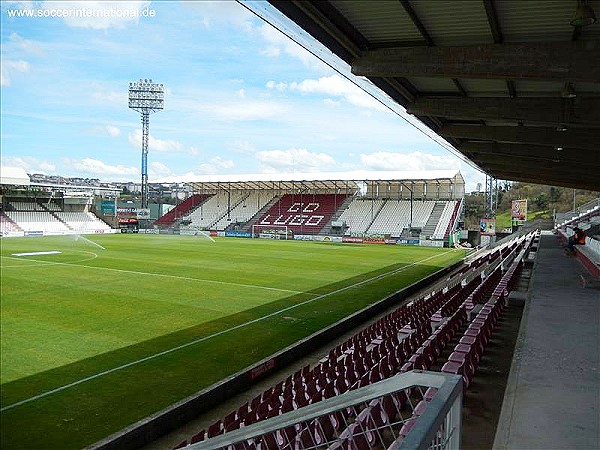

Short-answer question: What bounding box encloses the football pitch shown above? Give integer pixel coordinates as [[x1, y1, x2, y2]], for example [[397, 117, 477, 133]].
[[0, 234, 465, 449]]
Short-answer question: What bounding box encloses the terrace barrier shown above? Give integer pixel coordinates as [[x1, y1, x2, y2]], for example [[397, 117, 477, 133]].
[[185, 370, 462, 450]]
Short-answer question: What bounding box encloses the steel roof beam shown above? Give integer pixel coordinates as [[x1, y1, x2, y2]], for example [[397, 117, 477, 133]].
[[464, 146, 600, 170], [407, 97, 600, 127], [481, 166, 600, 191], [352, 41, 600, 82], [442, 124, 600, 151]]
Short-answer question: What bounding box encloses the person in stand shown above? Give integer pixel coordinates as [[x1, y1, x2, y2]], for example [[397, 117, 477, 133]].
[[567, 227, 586, 253]]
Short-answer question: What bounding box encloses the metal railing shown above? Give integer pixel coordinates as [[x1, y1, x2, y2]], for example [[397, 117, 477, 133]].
[[186, 371, 462, 450]]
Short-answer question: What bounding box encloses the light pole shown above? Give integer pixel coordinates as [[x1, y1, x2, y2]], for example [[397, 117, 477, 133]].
[[128, 79, 164, 209]]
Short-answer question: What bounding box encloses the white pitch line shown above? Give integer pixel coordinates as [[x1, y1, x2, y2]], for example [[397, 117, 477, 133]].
[[2, 256, 310, 296], [1, 251, 99, 268], [0, 250, 458, 412]]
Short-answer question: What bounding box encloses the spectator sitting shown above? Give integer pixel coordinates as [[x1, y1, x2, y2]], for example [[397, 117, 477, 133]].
[[567, 227, 586, 253]]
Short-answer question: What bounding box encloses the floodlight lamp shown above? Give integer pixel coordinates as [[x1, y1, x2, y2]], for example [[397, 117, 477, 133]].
[[556, 125, 568, 132], [570, 1, 597, 26], [555, 146, 564, 151]]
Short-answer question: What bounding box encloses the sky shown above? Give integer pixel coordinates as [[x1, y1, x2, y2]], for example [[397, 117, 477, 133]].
[[1, 0, 485, 191]]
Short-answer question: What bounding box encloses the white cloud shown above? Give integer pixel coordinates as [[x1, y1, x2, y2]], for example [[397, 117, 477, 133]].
[[228, 140, 255, 155], [265, 80, 287, 91], [105, 125, 121, 137], [256, 148, 336, 173], [188, 146, 201, 156], [42, 1, 152, 30], [128, 129, 183, 153], [360, 151, 459, 172], [259, 23, 325, 70], [9, 33, 45, 56], [88, 125, 121, 137], [91, 90, 127, 106], [64, 157, 137, 175], [182, 0, 254, 29], [197, 156, 234, 174], [1, 59, 30, 86], [267, 75, 385, 111], [260, 46, 280, 58], [2, 156, 56, 174], [149, 161, 172, 177], [208, 99, 288, 121]]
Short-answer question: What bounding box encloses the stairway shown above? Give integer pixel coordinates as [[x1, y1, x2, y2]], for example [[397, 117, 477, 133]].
[[318, 195, 355, 235], [422, 202, 446, 237], [240, 196, 282, 232]]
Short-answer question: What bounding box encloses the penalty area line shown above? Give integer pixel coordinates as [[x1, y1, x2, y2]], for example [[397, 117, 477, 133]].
[[0, 250, 456, 412]]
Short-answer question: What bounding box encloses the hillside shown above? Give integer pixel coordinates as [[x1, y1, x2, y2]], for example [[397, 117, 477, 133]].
[[463, 182, 599, 231]]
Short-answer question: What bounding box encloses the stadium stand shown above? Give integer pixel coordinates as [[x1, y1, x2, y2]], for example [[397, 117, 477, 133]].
[[432, 200, 460, 240], [154, 194, 213, 227], [3, 199, 113, 234], [185, 191, 251, 229], [0, 212, 22, 233], [171, 231, 537, 449], [9, 201, 46, 211], [6, 211, 71, 232], [211, 191, 276, 230], [554, 198, 600, 230], [554, 197, 600, 278], [337, 198, 385, 235], [254, 194, 349, 236], [55, 212, 112, 232], [366, 200, 435, 235]]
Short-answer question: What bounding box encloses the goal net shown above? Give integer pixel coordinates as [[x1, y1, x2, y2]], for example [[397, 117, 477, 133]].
[[251, 224, 292, 240]]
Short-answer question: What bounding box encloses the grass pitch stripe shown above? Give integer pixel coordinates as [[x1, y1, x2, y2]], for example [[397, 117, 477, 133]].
[[0, 251, 455, 412], [2, 255, 310, 296]]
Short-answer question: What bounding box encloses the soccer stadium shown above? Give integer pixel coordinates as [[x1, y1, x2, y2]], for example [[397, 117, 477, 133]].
[[1, 1, 600, 450]]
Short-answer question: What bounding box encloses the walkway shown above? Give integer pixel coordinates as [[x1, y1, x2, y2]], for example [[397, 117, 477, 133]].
[[493, 231, 600, 449]]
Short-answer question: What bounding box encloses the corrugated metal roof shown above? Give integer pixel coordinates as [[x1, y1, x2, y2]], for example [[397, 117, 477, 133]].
[[495, 0, 575, 42], [266, 0, 600, 190], [159, 170, 462, 184], [0, 166, 30, 186], [330, 0, 421, 44], [410, 0, 493, 46]]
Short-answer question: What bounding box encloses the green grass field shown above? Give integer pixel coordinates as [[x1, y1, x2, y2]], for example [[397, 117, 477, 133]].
[[0, 234, 465, 449]]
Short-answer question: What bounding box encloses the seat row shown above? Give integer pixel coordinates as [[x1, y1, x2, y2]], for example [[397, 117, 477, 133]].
[[441, 296, 506, 388], [174, 232, 537, 449]]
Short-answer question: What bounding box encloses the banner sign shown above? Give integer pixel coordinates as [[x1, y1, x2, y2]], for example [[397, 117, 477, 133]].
[[480, 218, 496, 236], [364, 236, 386, 244], [24, 230, 44, 236], [342, 236, 364, 244], [225, 230, 252, 238], [420, 240, 444, 247], [101, 200, 116, 215], [511, 200, 527, 226], [397, 239, 420, 246], [117, 207, 149, 219]]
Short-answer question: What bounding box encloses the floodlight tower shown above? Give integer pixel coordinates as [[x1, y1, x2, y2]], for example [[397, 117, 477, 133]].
[[128, 79, 164, 209]]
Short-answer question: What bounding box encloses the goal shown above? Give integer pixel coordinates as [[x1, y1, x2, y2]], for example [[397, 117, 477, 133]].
[[251, 224, 292, 240]]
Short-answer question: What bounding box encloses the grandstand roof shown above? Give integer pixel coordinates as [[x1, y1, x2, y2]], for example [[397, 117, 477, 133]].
[[162, 169, 463, 191], [266, 1, 600, 191], [0, 166, 30, 186]]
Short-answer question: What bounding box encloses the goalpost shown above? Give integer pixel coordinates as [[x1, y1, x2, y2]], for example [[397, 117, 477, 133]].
[[251, 224, 291, 240]]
